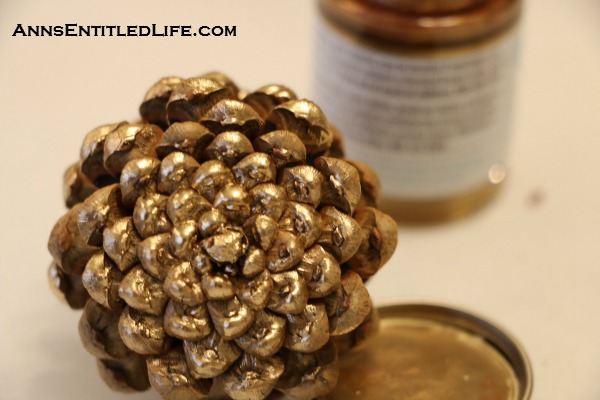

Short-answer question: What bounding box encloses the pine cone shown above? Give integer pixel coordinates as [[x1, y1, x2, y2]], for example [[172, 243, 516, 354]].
[[47, 72, 397, 400]]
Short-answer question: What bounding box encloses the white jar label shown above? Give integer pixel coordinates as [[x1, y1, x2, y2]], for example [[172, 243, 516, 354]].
[[315, 18, 519, 199]]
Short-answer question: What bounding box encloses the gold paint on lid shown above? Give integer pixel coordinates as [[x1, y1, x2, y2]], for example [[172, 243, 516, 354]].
[[326, 303, 533, 399], [365, 0, 487, 14], [319, 0, 521, 46]]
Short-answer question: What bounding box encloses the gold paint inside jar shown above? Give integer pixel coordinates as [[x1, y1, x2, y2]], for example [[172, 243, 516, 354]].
[[379, 177, 502, 224]]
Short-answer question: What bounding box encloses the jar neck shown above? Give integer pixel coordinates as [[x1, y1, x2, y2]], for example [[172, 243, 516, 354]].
[[362, 0, 489, 14]]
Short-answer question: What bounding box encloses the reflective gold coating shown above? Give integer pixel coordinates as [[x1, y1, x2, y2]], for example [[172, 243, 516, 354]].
[[191, 160, 235, 203], [80, 123, 121, 182], [243, 84, 297, 119], [133, 193, 172, 239], [234, 310, 286, 358], [252, 130, 307, 169], [48, 72, 400, 400], [199, 72, 240, 97], [119, 157, 161, 209], [267, 271, 309, 315], [243, 214, 279, 252], [63, 162, 97, 208], [201, 228, 246, 264], [119, 266, 169, 316], [156, 121, 215, 160], [346, 159, 380, 208], [266, 100, 332, 159], [147, 347, 212, 400], [166, 77, 236, 124], [380, 182, 502, 224], [248, 183, 288, 221], [324, 271, 371, 336], [81, 252, 124, 311], [331, 301, 380, 354], [201, 99, 265, 139], [284, 302, 329, 353], [213, 185, 251, 224], [265, 231, 304, 273], [184, 331, 242, 379], [143, 77, 184, 103], [201, 272, 236, 300], [278, 166, 324, 207], [170, 221, 199, 259], [48, 203, 98, 275], [237, 269, 273, 310], [325, 303, 532, 400], [232, 153, 277, 190], [158, 152, 200, 194], [208, 297, 256, 340], [103, 217, 141, 272], [240, 246, 267, 278], [163, 261, 205, 306], [167, 189, 212, 226], [77, 184, 125, 246], [278, 202, 321, 249], [314, 157, 361, 215], [118, 306, 171, 355], [204, 131, 254, 167], [191, 252, 213, 275], [163, 300, 211, 341], [346, 207, 399, 279], [295, 245, 341, 299], [194, 211, 224, 240], [137, 233, 176, 280], [140, 76, 183, 128], [103, 123, 163, 176], [317, 206, 362, 263], [217, 353, 285, 400]]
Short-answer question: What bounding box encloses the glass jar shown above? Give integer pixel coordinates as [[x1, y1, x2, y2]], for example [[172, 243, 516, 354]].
[[315, 0, 522, 222]]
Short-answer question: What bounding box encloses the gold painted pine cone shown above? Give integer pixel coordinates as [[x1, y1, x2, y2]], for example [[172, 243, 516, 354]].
[[48, 72, 398, 400]]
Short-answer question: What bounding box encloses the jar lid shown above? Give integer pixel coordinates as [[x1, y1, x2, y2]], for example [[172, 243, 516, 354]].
[[365, 0, 488, 15], [319, 0, 521, 46], [326, 302, 533, 399]]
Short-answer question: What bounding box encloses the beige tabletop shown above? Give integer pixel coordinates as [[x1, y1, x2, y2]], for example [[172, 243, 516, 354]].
[[1, 1, 599, 399]]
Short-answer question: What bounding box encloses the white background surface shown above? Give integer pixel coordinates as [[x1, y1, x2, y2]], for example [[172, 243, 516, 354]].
[[1, 1, 599, 399]]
